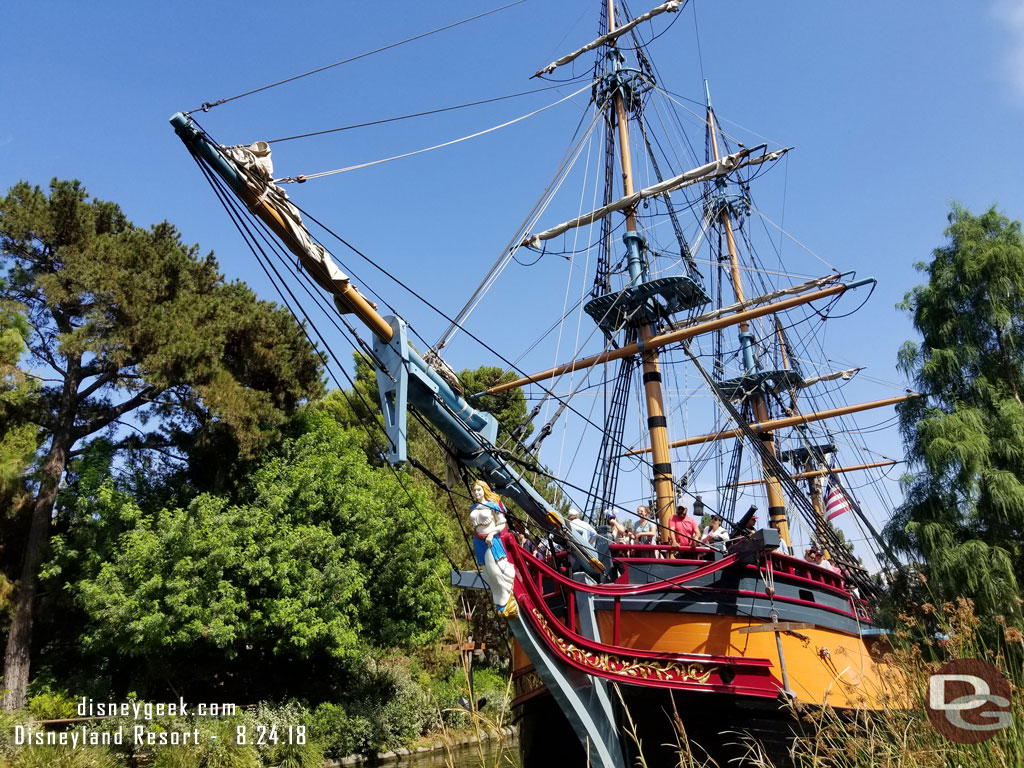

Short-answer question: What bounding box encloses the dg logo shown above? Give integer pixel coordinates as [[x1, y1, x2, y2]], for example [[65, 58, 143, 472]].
[[926, 658, 1012, 743]]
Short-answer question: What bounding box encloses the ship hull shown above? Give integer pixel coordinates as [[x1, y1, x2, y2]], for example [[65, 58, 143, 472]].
[[516, 683, 811, 767], [508, 537, 900, 767]]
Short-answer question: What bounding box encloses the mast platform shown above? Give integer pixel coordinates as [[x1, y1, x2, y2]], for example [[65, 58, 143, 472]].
[[583, 275, 709, 333], [714, 369, 805, 402]]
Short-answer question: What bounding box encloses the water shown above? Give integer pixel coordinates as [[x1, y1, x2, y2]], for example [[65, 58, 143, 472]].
[[396, 736, 520, 768]]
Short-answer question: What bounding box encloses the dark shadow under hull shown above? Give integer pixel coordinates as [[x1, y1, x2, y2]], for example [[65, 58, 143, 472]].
[[518, 686, 808, 768]]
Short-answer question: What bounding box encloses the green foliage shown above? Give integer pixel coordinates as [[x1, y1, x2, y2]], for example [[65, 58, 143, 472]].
[[0, 179, 324, 706], [0, 303, 37, 494], [308, 656, 437, 757], [459, 366, 532, 441], [0, 179, 323, 463], [426, 665, 512, 728], [307, 702, 357, 759], [44, 410, 449, 699], [0, 304, 37, 622], [242, 702, 323, 768], [0, 708, 27, 762], [25, 687, 77, 720], [4, 745, 124, 768], [890, 204, 1024, 617]]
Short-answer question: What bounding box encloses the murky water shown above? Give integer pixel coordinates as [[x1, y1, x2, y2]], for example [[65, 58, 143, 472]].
[[395, 736, 520, 768]]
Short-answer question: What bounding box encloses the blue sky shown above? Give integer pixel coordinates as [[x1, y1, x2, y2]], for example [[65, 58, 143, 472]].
[[3, 1, 1023, 560]]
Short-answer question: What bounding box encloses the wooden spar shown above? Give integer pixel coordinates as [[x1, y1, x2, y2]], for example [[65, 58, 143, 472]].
[[624, 394, 918, 455], [226, 186, 395, 343], [808, 475, 830, 561], [706, 93, 789, 546], [607, 0, 678, 536], [485, 281, 853, 395], [725, 460, 898, 488], [168, 113, 394, 343]]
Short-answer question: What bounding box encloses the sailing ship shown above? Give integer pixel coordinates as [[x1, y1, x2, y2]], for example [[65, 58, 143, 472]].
[[170, 2, 910, 765]]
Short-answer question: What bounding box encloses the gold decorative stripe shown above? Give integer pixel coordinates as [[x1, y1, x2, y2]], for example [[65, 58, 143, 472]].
[[530, 608, 714, 685]]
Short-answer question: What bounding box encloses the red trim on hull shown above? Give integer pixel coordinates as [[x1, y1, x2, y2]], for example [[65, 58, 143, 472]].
[[508, 539, 783, 700]]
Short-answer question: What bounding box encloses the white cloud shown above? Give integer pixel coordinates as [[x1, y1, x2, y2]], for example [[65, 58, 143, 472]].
[[992, 0, 1024, 99]]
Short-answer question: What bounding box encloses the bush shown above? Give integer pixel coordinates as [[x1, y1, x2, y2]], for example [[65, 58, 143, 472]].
[[307, 703, 358, 760], [240, 701, 323, 768], [6, 745, 123, 768], [426, 664, 512, 728], [309, 656, 438, 757], [25, 687, 78, 721]]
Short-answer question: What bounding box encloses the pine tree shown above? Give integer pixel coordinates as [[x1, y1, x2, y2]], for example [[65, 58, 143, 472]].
[[0, 179, 323, 708]]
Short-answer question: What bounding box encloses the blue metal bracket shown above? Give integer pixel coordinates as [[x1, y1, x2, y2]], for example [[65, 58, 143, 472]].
[[373, 314, 499, 466], [622, 230, 647, 286], [509, 611, 627, 768], [373, 316, 438, 464], [738, 330, 758, 375]]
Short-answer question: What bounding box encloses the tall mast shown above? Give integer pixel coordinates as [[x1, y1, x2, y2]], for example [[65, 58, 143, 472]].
[[607, 0, 678, 537], [705, 84, 791, 547]]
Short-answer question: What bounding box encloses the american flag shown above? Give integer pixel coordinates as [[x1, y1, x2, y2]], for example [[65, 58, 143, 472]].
[[824, 474, 853, 520]]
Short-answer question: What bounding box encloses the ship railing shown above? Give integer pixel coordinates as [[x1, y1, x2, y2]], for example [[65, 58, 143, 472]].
[[519, 535, 874, 627], [507, 535, 782, 698]]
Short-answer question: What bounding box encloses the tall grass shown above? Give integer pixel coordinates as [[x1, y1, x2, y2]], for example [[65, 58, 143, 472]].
[[655, 597, 1024, 768]]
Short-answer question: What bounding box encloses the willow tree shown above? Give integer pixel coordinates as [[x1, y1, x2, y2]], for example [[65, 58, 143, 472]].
[[889, 204, 1024, 616], [0, 179, 323, 708]]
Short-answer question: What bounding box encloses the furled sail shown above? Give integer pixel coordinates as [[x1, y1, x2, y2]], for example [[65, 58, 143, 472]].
[[533, 0, 683, 78], [521, 146, 788, 248], [222, 141, 365, 317]]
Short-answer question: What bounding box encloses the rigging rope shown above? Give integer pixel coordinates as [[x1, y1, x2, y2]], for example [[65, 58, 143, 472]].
[[264, 84, 579, 144], [435, 95, 609, 351], [678, 341, 893, 595], [275, 83, 596, 183], [192, 147, 464, 571], [185, 0, 527, 114]]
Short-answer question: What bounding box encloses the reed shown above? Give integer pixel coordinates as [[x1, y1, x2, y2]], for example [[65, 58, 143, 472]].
[[729, 597, 1022, 768]]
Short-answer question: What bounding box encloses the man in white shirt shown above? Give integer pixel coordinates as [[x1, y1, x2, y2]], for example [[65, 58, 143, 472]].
[[567, 508, 597, 546]]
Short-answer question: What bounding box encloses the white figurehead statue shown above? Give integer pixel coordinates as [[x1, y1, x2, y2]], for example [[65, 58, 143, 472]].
[[470, 480, 518, 618]]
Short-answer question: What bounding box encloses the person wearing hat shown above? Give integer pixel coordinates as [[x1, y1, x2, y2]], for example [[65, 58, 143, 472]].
[[804, 547, 835, 572], [566, 508, 599, 569], [606, 511, 627, 544], [567, 508, 597, 546], [669, 505, 700, 551], [701, 513, 729, 549]]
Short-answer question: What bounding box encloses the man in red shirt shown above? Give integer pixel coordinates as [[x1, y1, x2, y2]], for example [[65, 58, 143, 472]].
[[669, 506, 700, 549]]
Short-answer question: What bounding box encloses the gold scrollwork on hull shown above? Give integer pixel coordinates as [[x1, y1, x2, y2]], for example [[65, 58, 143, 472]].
[[514, 671, 544, 698], [530, 609, 715, 685]]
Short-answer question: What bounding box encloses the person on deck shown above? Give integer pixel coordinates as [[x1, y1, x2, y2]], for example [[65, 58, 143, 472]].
[[607, 512, 627, 544], [701, 514, 729, 549], [669, 506, 700, 550], [804, 547, 835, 572], [567, 508, 599, 570], [634, 505, 657, 555], [567, 508, 597, 546]]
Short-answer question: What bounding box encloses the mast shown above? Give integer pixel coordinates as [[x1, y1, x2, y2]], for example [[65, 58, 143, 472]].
[[705, 84, 791, 547], [606, 0, 677, 538]]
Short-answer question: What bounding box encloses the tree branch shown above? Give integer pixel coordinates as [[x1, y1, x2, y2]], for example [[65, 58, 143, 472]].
[[23, 317, 65, 376], [77, 359, 118, 379], [73, 386, 160, 439], [75, 370, 119, 404]]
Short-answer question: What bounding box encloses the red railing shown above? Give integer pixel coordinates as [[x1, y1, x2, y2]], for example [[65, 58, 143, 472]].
[[508, 537, 783, 699]]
